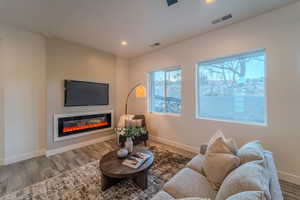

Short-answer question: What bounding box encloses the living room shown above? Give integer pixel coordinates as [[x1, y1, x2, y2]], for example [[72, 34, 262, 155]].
[[0, 0, 300, 199]]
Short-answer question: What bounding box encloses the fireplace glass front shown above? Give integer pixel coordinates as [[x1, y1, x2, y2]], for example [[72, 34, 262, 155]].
[[57, 113, 112, 138]]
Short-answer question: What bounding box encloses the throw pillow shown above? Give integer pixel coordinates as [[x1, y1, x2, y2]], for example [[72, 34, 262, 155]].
[[203, 153, 240, 190], [225, 138, 238, 155], [207, 137, 233, 154], [125, 119, 142, 127], [117, 114, 134, 128], [237, 141, 265, 165], [225, 191, 266, 200], [207, 130, 238, 155], [215, 161, 271, 200]]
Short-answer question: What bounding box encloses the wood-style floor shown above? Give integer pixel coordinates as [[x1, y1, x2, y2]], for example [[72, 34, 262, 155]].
[[0, 140, 118, 197], [0, 139, 299, 199]]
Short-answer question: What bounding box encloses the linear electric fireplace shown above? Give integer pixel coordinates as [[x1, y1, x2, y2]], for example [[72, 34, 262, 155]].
[[54, 111, 113, 142]]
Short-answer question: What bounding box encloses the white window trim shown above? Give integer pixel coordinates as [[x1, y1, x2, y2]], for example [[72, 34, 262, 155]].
[[195, 49, 268, 127], [147, 66, 182, 116], [149, 112, 181, 117], [197, 116, 268, 127]]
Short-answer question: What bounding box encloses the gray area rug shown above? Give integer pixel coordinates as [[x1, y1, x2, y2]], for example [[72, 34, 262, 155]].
[[1, 144, 299, 200], [0, 146, 192, 200]]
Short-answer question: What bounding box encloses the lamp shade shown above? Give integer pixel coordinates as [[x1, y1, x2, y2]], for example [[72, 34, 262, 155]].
[[135, 85, 146, 98]]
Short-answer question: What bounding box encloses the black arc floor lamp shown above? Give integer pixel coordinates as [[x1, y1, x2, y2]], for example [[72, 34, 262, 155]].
[[125, 83, 146, 114]]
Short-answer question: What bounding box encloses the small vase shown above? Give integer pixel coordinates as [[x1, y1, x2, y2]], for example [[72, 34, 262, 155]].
[[125, 137, 133, 153]]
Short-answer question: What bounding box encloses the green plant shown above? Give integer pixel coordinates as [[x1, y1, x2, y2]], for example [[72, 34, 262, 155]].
[[138, 127, 147, 136], [123, 127, 147, 138]]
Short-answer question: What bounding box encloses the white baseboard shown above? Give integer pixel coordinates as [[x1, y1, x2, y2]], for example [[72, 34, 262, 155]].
[[278, 170, 300, 185], [1, 134, 116, 165], [46, 134, 116, 157], [3, 149, 45, 165], [150, 135, 199, 153]]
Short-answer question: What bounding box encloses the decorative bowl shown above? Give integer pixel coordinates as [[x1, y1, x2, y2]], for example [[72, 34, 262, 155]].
[[117, 148, 128, 158]]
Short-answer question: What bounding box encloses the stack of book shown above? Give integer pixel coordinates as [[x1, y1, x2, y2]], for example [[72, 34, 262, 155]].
[[122, 152, 151, 169]]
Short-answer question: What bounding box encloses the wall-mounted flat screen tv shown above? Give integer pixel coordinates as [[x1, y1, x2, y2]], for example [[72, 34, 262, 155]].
[[64, 80, 109, 106]]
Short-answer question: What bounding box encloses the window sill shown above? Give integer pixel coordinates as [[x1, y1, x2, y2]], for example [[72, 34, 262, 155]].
[[148, 112, 181, 117], [196, 116, 267, 127]]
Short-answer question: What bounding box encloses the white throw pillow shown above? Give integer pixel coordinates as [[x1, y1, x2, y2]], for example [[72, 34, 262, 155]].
[[203, 131, 240, 190], [125, 119, 142, 127], [225, 138, 238, 155], [207, 137, 233, 154], [117, 114, 134, 128], [215, 161, 271, 200], [207, 130, 238, 155], [203, 153, 240, 190], [237, 141, 265, 165], [225, 191, 266, 200]]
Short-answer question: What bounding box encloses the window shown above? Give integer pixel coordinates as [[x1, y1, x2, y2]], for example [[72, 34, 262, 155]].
[[197, 50, 266, 125], [149, 68, 182, 114]]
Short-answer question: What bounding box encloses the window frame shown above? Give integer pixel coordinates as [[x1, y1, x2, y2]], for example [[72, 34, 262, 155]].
[[148, 66, 182, 116], [195, 49, 268, 126]]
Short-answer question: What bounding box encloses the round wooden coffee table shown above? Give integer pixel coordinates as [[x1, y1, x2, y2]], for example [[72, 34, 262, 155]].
[[99, 147, 154, 191]]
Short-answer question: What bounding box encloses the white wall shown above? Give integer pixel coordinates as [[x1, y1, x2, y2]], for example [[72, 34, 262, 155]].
[[0, 24, 47, 164], [0, 38, 4, 164], [115, 57, 129, 122], [129, 2, 300, 184], [0, 27, 126, 164], [46, 38, 116, 150]]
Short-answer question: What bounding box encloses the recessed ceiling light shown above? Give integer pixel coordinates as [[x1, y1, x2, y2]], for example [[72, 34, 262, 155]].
[[205, 0, 216, 4], [121, 41, 128, 46]]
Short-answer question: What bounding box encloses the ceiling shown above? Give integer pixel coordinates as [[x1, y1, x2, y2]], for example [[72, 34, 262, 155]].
[[0, 0, 297, 58]]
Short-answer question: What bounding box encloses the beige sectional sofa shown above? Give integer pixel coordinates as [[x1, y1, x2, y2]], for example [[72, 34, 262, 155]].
[[151, 145, 283, 200]]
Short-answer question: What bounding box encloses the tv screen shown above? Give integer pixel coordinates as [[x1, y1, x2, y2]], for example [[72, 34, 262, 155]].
[[64, 80, 109, 106]]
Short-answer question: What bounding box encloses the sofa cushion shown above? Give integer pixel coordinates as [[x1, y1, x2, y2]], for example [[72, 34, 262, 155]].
[[237, 141, 264, 164], [226, 191, 266, 200], [186, 154, 204, 175], [151, 190, 175, 200], [163, 168, 217, 199], [215, 161, 271, 200], [203, 153, 240, 190], [207, 130, 238, 154]]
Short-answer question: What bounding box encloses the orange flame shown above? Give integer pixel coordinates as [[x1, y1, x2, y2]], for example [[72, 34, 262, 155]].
[[63, 122, 109, 133]]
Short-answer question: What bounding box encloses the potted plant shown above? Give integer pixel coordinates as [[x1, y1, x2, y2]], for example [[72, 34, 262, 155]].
[[134, 127, 148, 143], [119, 127, 148, 150], [123, 127, 137, 153]]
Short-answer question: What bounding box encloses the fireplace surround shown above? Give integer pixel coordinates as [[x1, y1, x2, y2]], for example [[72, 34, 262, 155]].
[[54, 110, 113, 142]]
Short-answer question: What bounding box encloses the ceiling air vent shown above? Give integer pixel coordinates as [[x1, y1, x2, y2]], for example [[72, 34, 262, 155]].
[[167, 0, 178, 6], [212, 14, 233, 25], [149, 42, 161, 48]]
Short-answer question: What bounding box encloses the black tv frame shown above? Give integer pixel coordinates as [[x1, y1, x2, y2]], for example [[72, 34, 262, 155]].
[[64, 80, 109, 107]]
